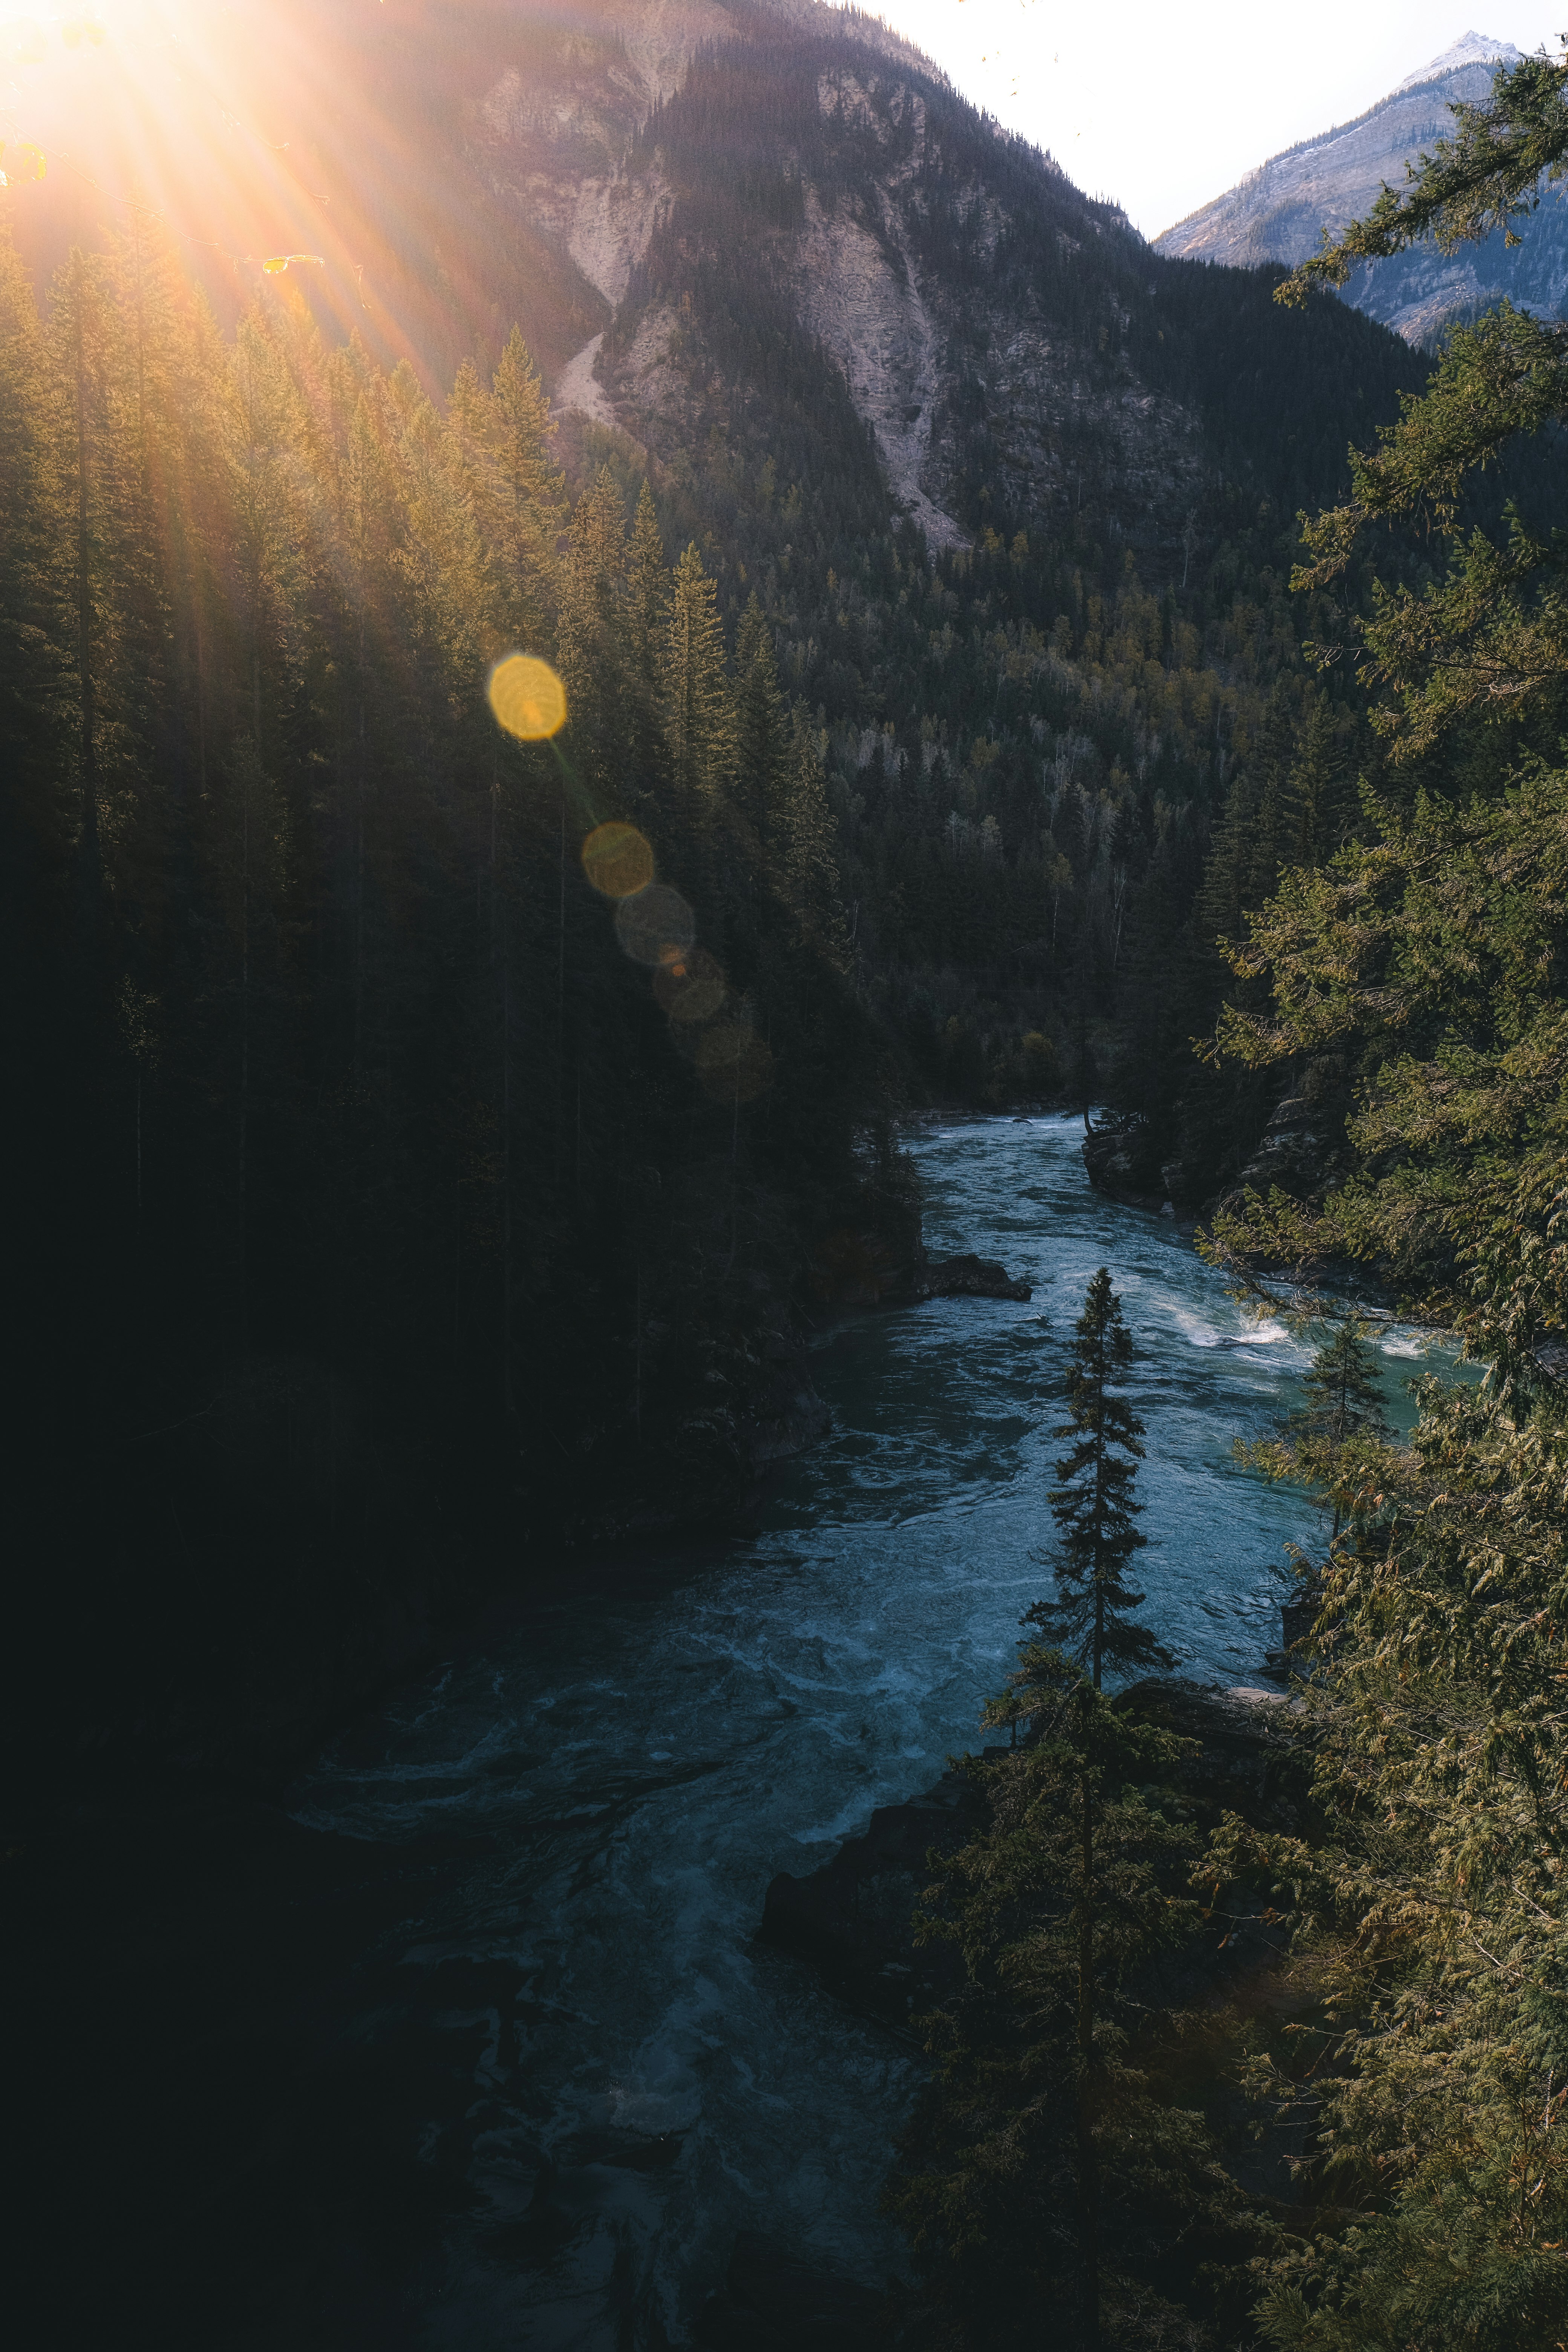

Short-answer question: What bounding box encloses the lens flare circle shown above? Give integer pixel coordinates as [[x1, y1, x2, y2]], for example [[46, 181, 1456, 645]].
[[615, 883, 695, 967], [695, 1025, 773, 1101], [652, 946, 726, 1024], [582, 821, 655, 900], [488, 654, 567, 742]]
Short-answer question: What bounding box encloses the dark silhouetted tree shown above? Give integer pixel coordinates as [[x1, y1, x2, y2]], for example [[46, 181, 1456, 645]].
[[1027, 1268, 1171, 1689]]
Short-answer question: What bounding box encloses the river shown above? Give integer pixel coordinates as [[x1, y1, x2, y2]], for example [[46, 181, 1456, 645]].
[[288, 1113, 1439, 2348]]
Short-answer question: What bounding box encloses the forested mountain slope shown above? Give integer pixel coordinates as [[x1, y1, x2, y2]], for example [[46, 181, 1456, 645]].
[[1156, 32, 1568, 347]]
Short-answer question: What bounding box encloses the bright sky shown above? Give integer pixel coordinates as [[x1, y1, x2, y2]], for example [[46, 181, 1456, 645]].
[[854, 2, 1568, 235], [4, 3, 1565, 243]]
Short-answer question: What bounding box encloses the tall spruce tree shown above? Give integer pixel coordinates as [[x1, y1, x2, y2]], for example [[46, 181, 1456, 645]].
[[891, 1665, 1245, 2352], [1295, 1313, 1389, 1540], [1027, 1268, 1171, 1689], [662, 539, 735, 913], [734, 590, 787, 873]]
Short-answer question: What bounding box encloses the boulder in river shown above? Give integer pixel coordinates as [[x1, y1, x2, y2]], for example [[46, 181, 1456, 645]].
[[760, 1763, 990, 2024], [694, 2230, 887, 2350], [910, 1252, 1032, 1303]]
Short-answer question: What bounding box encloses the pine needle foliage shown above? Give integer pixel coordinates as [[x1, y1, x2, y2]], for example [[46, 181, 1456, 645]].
[[1241, 1311, 1392, 1547], [890, 1662, 1258, 2351], [1028, 1268, 1174, 1690], [1197, 105, 1568, 2333]]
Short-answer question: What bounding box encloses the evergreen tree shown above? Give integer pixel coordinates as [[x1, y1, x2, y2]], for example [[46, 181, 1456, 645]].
[[473, 325, 567, 651], [664, 541, 734, 799], [891, 1664, 1247, 2352], [0, 219, 66, 884], [1286, 691, 1354, 867], [1027, 1268, 1171, 1689], [662, 539, 735, 905], [556, 465, 629, 806], [734, 589, 787, 872], [778, 704, 848, 967], [1280, 45, 1568, 756], [1295, 1313, 1389, 1536], [622, 476, 669, 822], [1203, 79, 1568, 2318]]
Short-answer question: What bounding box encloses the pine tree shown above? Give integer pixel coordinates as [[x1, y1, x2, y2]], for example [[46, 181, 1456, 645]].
[[1285, 692, 1352, 867], [0, 219, 65, 859], [662, 540, 735, 908], [1279, 42, 1568, 756], [484, 325, 567, 650], [778, 704, 848, 969], [1026, 1268, 1171, 1689], [622, 477, 669, 823], [664, 541, 734, 801], [556, 466, 628, 806], [1194, 765, 1259, 952], [1298, 1311, 1387, 1446], [892, 1667, 1239, 2351], [47, 247, 122, 925], [734, 590, 787, 870]]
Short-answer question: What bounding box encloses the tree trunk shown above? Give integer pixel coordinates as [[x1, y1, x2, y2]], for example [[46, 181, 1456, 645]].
[[74, 296, 99, 928], [1078, 1767, 1099, 2350]]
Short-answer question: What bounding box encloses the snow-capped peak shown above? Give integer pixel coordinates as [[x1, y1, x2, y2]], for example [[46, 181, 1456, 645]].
[[1393, 31, 1522, 94]]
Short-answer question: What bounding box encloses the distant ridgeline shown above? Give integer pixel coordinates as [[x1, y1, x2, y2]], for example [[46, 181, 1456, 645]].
[[4, 0, 1565, 1759], [1155, 34, 1568, 348]]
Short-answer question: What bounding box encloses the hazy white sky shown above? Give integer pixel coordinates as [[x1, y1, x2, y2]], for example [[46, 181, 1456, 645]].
[[853, 3, 1568, 236]]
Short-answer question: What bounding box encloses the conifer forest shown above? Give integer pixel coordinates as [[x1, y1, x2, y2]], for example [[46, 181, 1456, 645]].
[[5, 8, 1568, 2350]]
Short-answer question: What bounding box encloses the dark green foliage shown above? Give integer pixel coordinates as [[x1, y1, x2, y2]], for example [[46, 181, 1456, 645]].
[[1026, 1269, 1173, 1690], [1276, 47, 1568, 761], [890, 1669, 1259, 2351], [1296, 1317, 1389, 1455], [1190, 79, 1568, 2343]]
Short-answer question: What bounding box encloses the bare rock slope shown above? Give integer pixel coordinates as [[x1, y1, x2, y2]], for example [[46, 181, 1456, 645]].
[[464, 2, 1210, 553]]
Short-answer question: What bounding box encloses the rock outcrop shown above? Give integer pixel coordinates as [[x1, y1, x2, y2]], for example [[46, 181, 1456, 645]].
[[1081, 1117, 1170, 1215], [910, 1252, 1032, 1303]]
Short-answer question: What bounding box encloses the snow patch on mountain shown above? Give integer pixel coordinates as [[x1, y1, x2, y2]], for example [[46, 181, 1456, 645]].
[[1393, 31, 1521, 94]]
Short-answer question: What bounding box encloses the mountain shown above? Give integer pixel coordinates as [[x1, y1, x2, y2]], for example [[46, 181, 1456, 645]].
[[1155, 30, 1568, 345]]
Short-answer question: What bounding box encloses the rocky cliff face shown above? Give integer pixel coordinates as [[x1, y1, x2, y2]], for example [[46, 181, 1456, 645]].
[[462, 6, 1211, 556], [1156, 33, 1568, 346]]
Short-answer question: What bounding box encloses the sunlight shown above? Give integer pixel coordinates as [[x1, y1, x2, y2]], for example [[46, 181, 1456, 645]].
[[0, 1, 425, 361]]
